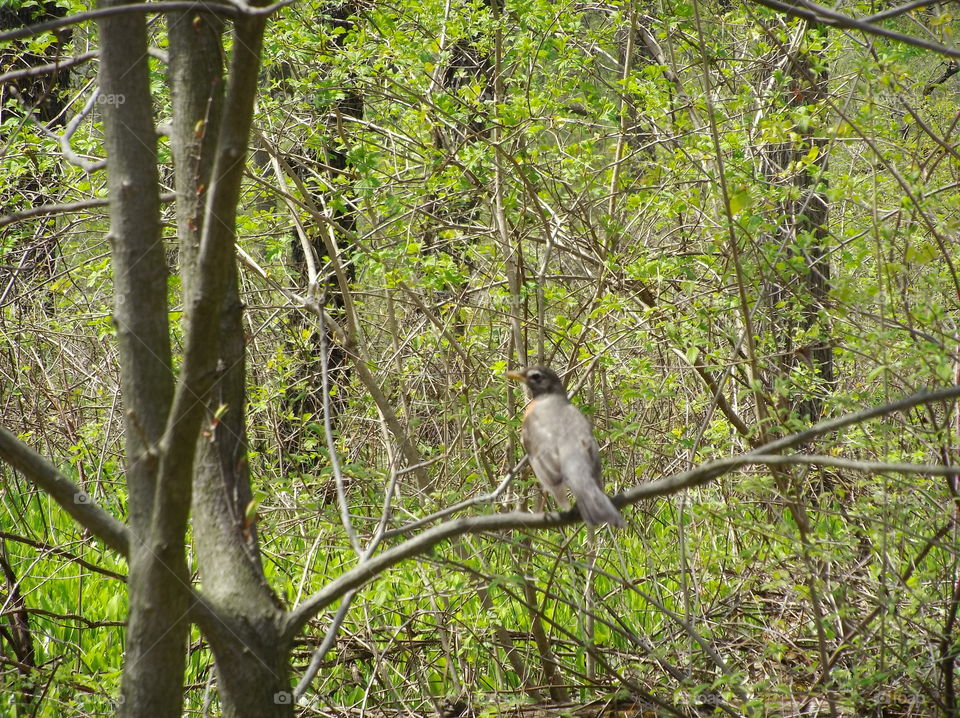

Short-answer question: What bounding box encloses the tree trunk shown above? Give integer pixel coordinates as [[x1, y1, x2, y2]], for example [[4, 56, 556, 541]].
[[97, 1, 186, 715], [168, 7, 292, 715], [764, 23, 832, 421]]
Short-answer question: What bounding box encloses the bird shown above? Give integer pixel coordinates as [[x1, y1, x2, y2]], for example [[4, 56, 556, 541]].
[[507, 365, 626, 528]]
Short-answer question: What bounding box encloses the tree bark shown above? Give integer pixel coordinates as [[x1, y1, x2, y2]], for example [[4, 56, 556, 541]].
[[168, 7, 291, 715], [96, 1, 186, 715]]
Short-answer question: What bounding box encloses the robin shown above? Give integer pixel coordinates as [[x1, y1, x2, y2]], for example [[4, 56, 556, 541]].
[[507, 366, 626, 528]]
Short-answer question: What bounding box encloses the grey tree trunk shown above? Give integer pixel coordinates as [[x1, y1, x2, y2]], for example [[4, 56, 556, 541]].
[[168, 9, 292, 714], [98, 0, 281, 713], [169, 7, 292, 717], [96, 2, 186, 715]]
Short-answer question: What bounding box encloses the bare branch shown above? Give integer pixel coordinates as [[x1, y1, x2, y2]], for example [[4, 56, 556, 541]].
[[285, 385, 960, 639], [622, 385, 960, 503], [864, 0, 947, 22], [0, 427, 129, 556], [0, 193, 175, 230], [32, 82, 104, 172], [0, 51, 97, 86], [284, 511, 557, 639], [0, 0, 298, 42], [318, 302, 361, 556], [0, 3, 240, 44], [748, 0, 960, 58], [744, 454, 960, 476], [0, 531, 125, 581], [0, 197, 108, 230]]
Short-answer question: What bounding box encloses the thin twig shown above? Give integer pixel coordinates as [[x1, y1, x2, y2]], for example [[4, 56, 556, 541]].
[[318, 299, 361, 555], [382, 456, 528, 538]]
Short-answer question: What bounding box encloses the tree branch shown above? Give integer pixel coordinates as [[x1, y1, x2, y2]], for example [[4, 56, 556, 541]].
[[0, 531, 125, 581], [154, 11, 268, 543], [0, 193, 175, 231], [285, 385, 960, 640], [0, 3, 244, 44], [0, 50, 97, 86], [0, 427, 129, 556], [622, 385, 960, 503], [748, 0, 960, 58]]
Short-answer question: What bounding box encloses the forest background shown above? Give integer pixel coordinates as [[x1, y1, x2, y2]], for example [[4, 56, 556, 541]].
[[2, 0, 960, 715]]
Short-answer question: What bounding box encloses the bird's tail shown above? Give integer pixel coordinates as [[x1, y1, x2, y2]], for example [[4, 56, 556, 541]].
[[576, 490, 626, 528]]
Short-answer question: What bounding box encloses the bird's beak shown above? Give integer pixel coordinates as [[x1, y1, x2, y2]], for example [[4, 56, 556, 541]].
[[506, 369, 526, 381]]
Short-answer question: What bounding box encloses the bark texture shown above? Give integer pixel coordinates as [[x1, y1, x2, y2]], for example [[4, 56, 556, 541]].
[[96, 2, 186, 715], [168, 7, 291, 715]]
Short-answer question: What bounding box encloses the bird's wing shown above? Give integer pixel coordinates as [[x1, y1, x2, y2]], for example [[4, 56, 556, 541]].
[[556, 404, 603, 496], [558, 404, 626, 527]]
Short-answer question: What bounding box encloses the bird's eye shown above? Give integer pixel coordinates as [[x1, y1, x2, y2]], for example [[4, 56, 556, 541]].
[[528, 370, 541, 380]]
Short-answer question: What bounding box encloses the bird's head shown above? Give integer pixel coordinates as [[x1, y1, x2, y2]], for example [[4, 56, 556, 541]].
[[506, 365, 567, 398]]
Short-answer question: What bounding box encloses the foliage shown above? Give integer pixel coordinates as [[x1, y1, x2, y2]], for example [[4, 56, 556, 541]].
[[2, 0, 960, 714]]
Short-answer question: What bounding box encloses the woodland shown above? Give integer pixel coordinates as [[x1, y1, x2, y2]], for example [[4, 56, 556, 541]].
[[2, 0, 960, 715]]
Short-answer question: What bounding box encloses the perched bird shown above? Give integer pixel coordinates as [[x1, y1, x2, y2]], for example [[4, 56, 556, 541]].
[[507, 366, 626, 528]]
